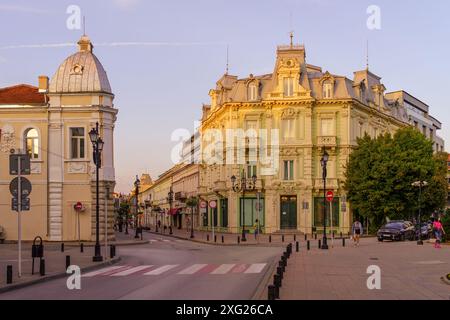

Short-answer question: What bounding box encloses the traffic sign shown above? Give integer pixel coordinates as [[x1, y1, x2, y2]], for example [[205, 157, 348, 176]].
[[200, 201, 207, 209], [9, 154, 31, 175], [209, 200, 217, 209], [326, 191, 334, 203], [74, 202, 83, 211], [10, 177, 32, 198], [12, 198, 30, 212]]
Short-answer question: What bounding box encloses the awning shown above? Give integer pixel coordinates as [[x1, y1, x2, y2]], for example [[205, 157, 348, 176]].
[[168, 208, 182, 216]]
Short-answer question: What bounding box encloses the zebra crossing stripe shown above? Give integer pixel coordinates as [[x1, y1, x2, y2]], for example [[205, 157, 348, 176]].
[[111, 265, 153, 276], [177, 264, 208, 275], [83, 266, 125, 277], [244, 263, 267, 274], [211, 264, 236, 274], [144, 265, 179, 275], [231, 264, 248, 273]]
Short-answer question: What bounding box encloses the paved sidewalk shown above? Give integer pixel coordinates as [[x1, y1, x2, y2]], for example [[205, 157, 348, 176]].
[[0, 232, 147, 292], [279, 238, 450, 300]]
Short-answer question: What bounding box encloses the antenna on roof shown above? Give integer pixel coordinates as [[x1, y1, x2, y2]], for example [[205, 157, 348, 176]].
[[366, 40, 369, 70], [289, 12, 294, 47], [83, 16, 86, 36], [226, 44, 229, 75]]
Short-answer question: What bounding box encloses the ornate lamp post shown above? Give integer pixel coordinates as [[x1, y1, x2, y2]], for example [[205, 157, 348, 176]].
[[231, 169, 257, 242], [412, 180, 428, 245], [89, 122, 104, 262], [134, 175, 141, 239], [320, 148, 329, 250], [167, 187, 174, 235]]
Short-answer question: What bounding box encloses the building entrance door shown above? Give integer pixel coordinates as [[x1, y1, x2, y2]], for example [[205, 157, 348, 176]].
[[280, 196, 297, 230]]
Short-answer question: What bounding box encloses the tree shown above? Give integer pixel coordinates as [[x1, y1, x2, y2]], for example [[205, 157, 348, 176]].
[[344, 127, 448, 233]]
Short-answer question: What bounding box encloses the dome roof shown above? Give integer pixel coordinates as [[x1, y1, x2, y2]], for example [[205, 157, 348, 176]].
[[49, 36, 112, 94]]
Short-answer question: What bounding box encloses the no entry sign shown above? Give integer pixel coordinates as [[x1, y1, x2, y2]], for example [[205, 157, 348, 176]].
[[326, 191, 334, 202]]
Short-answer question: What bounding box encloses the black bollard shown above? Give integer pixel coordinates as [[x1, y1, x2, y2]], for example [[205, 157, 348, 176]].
[[274, 273, 282, 288], [314, 233, 317, 240], [340, 232, 343, 239], [6, 265, 12, 284], [238, 236, 240, 244], [307, 240, 310, 251], [268, 285, 275, 300], [294, 234, 296, 242], [110, 245, 115, 258], [318, 239, 321, 249], [222, 235, 224, 243], [296, 241, 299, 252], [80, 243, 84, 253], [279, 260, 285, 273], [282, 235, 285, 243], [66, 256, 71, 270], [214, 235, 217, 243], [274, 284, 279, 299], [61, 243, 64, 252], [40, 259, 45, 276], [269, 235, 272, 243], [277, 266, 283, 279], [207, 234, 210, 242], [342, 238, 346, 247]]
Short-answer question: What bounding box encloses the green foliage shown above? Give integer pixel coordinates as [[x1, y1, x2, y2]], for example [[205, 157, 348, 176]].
[[118, 202, 130, 219], [186, 197, 199, 208], [344, 127, 448, 232]]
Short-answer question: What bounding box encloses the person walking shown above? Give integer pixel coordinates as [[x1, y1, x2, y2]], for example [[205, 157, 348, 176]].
[[253, 219, 260, 240], [433, 218, 446, 249], [352, 219, 363, 247]]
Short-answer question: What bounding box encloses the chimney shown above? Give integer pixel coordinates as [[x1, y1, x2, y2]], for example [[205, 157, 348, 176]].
[[38, 76, 49, 93]]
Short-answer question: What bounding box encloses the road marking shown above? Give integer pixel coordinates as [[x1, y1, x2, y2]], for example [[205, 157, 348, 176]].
[[413, 260, 445, 265], [211, 264, 236, 274], [111, 265, 153, 276], [231, 264, 248, 273], [144, 265, 179, 275], [177, 264, 208, 274], [163, 240, 171, 242], [83, 266, 125, 277], [244, 263, 267, 274]]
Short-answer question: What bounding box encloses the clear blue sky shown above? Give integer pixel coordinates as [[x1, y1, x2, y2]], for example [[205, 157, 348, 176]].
[[1, 0, 449, 192]]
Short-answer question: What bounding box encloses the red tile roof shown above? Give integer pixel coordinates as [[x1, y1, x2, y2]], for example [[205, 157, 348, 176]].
[[0, 84, 46, 105]]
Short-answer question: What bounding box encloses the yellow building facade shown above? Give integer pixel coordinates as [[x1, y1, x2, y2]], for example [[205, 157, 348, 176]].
[[197, 41, 411, 235], [0, 35, 118, 242]]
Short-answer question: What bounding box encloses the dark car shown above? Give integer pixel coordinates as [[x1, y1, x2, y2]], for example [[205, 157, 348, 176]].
[[377, 221, 416, 242], [415, 222, 433, 240]]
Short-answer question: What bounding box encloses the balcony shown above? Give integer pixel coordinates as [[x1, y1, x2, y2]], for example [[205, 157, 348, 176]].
[[317, 136, 337, 147]]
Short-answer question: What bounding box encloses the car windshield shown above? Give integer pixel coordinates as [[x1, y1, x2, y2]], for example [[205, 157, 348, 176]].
[[385, 223, 403, 229]]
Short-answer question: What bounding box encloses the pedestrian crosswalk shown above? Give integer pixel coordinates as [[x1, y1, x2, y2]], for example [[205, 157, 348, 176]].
[[148, 239, 185, 243], [82, 263, 267, 278]]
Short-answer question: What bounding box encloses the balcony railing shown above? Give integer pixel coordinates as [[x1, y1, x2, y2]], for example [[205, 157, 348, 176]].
[[317, 136, 337, 147]]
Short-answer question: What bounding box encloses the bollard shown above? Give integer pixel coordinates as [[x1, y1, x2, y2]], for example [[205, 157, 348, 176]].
[[294, 234, 296, 242], [110, 245, 115, 258], [61, 243, 65, 252], [269, 235, 272, 243], [222, 235, 224, 243], [296, 241, 299, 252], [66, 256, 71, 270], [80, 243, 84, 253], [318, 239, 321, 249], [274, 284, 279, 299], [340, 232, 343, 239], [274, 273, 282, 288], [214, 235, 217, 243], [268, 285, 275, 300], [279, 260, 285, 273], [207, 234, 210, 242], [40, 259, 46, 276], [314, 233, 317, 240], [282, 235, 285, 243], [6, 265, 13, 284], [342, 238, 346, 247], [307, 240, 310, 251], [238, 236, 240, 244]]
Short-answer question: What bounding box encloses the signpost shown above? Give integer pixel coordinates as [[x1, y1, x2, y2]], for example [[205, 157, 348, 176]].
[[74, 202, 84, 244], [209, 201, 217, 241], [9, 154, 32, 278], [256, 192, 262, 242], [326, 191, 334, 248]]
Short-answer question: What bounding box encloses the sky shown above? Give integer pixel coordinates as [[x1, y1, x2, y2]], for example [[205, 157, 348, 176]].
[[0, 0, 449, 193]]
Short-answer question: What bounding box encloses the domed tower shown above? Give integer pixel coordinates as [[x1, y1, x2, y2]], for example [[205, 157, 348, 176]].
[[45, 35, 118, 242]]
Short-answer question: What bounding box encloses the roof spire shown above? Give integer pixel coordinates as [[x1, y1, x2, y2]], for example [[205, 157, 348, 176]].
[[290, 31, 294, 47], [225, 44, 229, 75], [83, 16, 86, 36], [366, 40, 369, 70]]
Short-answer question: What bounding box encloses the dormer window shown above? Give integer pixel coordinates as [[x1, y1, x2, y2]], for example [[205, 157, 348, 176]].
[[283, 77, 294, 97], [248, 83, 258, 101], [323, 82, 333, 99]]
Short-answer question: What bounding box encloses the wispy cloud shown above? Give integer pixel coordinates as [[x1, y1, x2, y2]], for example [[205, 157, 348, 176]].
[[0, 4, 50, 14], [0, 41, 226, 50]]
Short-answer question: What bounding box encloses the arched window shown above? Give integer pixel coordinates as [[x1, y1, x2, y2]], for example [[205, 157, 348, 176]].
[[248, 83, 258, 101], [323, 81, 333, 99], [25, 128, 39, 159]]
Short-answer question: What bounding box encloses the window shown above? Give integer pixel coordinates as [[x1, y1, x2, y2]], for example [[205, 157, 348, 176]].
[[25, 129, 39, 159], [247, 165, 257, 179], [282, 119, 296, 139], [240, 197, 265, 227], [283, 77, 294, 97], [422, 126, 427, 136], [284, 160, 294, 180], [320, 118, 333, 136], [413, 121, 418, 129], [323, 82, 333, 99], [248, 83, 258, 101], [70, 128, 85, 159]]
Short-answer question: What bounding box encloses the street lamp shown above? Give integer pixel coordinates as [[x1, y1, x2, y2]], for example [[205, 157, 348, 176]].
[[412, 180, 428, 245], [134, 175, 141, 239], [231, 169, 257, 242], [167, 187, 174, 235], [89, 122, 104, 262], [320, 148, 329, 250]]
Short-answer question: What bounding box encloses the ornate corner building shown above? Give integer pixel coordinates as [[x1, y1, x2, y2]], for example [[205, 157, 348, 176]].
[[0, 35, 118, 241], [196, 41, 445, 235]]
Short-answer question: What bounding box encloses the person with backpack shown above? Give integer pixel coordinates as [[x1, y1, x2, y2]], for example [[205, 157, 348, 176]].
[[352, 219, 363, 247]]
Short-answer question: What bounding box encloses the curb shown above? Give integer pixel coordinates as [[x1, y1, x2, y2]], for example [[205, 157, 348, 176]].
[[0, 257, 121, 294], [251, 254, 280, 300], [65, 240, 149, 248]]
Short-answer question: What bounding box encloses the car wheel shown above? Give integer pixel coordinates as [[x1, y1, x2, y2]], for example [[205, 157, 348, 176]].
[[378, 238, 383, 242]]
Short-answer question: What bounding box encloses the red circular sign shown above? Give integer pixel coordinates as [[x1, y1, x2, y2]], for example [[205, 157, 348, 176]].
[[200, 201, 207, 209], [209, 201, 217, 209], [74, 202, 83, 211], [326, 191, 334, 202]]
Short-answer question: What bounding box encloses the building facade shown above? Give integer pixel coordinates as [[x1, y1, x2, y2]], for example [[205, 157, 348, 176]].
[[447, 154, 450, 209], [0, 35, 118, 241], [195, 40, 442, 235]]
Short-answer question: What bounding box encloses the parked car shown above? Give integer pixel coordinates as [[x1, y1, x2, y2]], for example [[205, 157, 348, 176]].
[[415, 222, 433, 240], [377, 221, 416, 242]]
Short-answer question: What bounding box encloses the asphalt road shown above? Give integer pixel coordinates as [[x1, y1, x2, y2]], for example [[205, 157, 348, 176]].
[[0, 233, 282, 300]]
